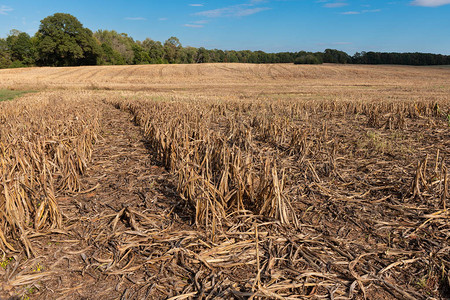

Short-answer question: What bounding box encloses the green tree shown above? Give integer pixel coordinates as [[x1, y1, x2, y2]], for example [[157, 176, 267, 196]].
[[225, 51, 239, 63], [323, 49, 351, 64], [179, 46, 198, 64], [99, 43, 126, 65], [94, 30, 135, 64], [36, 13, 100, 66], [0, 38, 12, 68], [294, 54, 322, 64], [141, 38, 166, 64], [164, 36, 181, 64], [6, 30, 35, 65], [196, 47, 210, 63], [132, 43, 150, 64], [236, 50, 252, 63]]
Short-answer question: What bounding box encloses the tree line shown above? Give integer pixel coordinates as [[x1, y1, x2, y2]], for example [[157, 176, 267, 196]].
[[1, 13, 449, 69]]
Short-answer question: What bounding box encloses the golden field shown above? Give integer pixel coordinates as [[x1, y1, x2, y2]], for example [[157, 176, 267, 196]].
[[1, 63, 449, 98], [0, 64, 449, 299]]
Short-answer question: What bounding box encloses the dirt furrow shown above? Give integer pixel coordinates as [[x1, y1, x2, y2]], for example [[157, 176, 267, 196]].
[[3, 102, 188, 299]]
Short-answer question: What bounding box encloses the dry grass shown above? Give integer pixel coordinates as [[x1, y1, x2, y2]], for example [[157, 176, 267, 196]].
[[0, 64, 449, 299], [0, 92, 100, 256], [106, 91, 449, 298]]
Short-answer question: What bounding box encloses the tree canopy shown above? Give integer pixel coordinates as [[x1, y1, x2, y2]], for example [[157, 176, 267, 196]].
[[36, 13, 100, 66], [0, 13, 449, 69]]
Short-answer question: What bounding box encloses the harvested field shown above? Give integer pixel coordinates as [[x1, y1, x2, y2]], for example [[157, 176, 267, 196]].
[[0, 63, 449, 299]]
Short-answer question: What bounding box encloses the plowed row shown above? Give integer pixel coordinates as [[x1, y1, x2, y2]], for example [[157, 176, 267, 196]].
[[0, 64, 449, 299]]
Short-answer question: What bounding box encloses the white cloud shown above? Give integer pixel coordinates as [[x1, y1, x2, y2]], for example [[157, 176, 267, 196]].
[[362, 9, 381, 13], [184, 20, 209, 28], [235, 7, 271, 16], [189, 4, 204, 7], [184, 24, 204, 28], [158, 17, 168, 21], [195, 1, 271, 18], [324, 2, 348, 8], [0, 5, 13, 15], [125, 17, 146, 21], [341, 9, 381, 14], [193, 20, 209, 24], [411, 0, 450, 6]]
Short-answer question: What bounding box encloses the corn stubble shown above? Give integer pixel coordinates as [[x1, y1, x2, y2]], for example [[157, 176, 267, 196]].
[[0, 64, 449, 299], [112, 98, 303, 232], [107, 92, 449, 298], [0, 92, 100, 256]]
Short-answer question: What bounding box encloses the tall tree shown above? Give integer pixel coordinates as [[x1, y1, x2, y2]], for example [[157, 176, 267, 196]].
[[164, 37, 181, 64], [196, 47, 210, 63], [0, 38, 12, 68], [323, 49, 351, 64], [36, 13, 100, 66], [94, 30, 135, 64], [141, 38, 166, 64], [132, 43, 150, 64], [6, 30, 35, 65]]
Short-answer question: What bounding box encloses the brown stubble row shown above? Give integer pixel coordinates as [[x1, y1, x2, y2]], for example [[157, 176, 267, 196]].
[[111, 98, 300, 235], [108, 91, 449, 298], [110, 94, 449, 224], [0, 92, 100, 256], [0, 64, 448, 298]]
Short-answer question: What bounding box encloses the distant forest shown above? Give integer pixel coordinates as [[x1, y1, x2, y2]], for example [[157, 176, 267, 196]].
[[1, 13, 449, 69]]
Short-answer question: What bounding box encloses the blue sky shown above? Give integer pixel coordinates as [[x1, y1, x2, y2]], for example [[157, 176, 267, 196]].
[[1, 0, 449, 54]]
